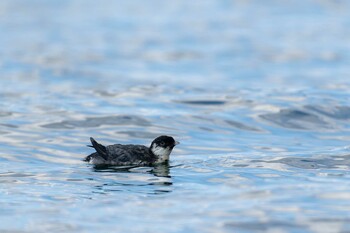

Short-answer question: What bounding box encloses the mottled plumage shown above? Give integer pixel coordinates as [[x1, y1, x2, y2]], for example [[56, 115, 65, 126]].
[[84, 135, 178, 166]]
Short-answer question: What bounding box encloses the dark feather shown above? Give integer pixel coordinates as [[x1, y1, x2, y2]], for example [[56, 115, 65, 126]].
[[90, 137, 108, 160]]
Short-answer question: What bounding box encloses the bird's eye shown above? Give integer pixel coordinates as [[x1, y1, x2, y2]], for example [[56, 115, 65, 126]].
[[159, 142, 165, 146]]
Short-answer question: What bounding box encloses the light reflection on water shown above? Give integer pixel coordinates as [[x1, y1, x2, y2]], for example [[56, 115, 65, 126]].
[[1, 0, 350, 232]]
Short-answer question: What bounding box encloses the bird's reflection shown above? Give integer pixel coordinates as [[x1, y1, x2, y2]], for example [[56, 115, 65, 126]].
[[150, 164, 171, 177], [92, 163, 171, 178], [89, 164, 173, 194]]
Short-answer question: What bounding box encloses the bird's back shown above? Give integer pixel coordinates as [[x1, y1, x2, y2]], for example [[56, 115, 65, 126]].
[[87, 143, 156, 166]]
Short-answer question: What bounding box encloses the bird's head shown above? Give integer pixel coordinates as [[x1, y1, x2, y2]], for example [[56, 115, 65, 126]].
[[150, 135, 179, 164]]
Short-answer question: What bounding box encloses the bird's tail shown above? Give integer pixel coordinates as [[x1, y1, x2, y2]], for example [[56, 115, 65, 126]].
[[89, 137, 108, 160]]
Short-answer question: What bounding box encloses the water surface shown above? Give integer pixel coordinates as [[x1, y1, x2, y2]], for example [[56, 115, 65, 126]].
[[1, 0, 350, 232]]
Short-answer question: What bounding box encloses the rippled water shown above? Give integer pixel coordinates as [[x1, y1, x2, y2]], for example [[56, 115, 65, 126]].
[[1, 0, 350, 232]]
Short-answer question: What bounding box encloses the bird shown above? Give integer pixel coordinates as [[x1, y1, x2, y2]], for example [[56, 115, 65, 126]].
[[84, 135, 179, 166]]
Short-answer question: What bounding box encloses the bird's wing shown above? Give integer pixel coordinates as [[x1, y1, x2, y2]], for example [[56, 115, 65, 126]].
[[106, 145, 153, 164]]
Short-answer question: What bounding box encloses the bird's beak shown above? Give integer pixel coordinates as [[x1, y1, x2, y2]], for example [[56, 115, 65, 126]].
[[175, 141, 180, 146]]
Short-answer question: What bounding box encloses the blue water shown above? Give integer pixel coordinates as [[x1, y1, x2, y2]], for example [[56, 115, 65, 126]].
[[1, 0, 350, 232]]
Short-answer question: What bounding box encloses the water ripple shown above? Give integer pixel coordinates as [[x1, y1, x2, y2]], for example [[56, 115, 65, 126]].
[[41, 115, 151, 129], [305, 105, 350, 120], [260, 108, 332, 130], [177, 100, 227, 105]]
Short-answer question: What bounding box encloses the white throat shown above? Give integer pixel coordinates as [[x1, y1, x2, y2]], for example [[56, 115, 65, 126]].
[[151, 144, 171, 163]]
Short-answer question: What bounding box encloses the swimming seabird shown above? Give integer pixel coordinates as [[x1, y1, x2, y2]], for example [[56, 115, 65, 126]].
[[84, 135, 179, 166]]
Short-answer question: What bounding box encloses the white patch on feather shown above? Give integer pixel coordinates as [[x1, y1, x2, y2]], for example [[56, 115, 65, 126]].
[[89, 157, 105, 165], [151, 144, 172, 163]]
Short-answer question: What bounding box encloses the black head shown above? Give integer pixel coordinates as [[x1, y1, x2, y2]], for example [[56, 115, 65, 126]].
[[151, 135, 179, 149], [150, 135, 179, 163]]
